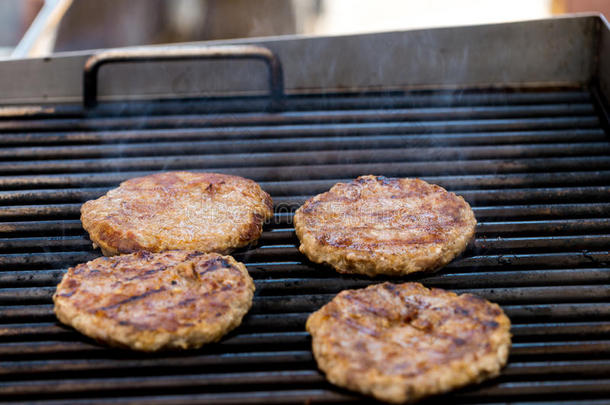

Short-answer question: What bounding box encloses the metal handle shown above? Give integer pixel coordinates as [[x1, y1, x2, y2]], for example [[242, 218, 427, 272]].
[[83, 45, 284, 109]]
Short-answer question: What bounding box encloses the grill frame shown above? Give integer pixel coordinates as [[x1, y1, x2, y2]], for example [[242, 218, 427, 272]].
[[0, 14, 610, 405]]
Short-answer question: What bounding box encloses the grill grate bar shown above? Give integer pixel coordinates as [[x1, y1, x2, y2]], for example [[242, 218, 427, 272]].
[[2, 266, 610, 289], [0, 351, 317, 376], [0, 117, 600, 150], [1, 128, 604, 150], [3, 386, 610, 405], [1, 323, 609, 355], [16, 344, 607, 380], [270, 186, 610, 207], [457, 379, 610, 397], [0, 390, 360, 405], [510, 341, 610, 356], [1, 353, 609, 378], [0, 252, 608, 277], [2, 320, 609, 354], [0, 90, 592, 118], [3, 172, 610, 202], [4, 172, 610, 198], [3, 157, 609, 177], [2, 284, 609, 307], [2, 142, 608, 167], [2, 303, 609, 331], [1, 334, 609, 358], [0, 92, 595, 133], [0, 248, 608, 269], [0, 370, 326, 396], [1, 159, 609, 189], [249, 287, 610, 312], [3, 308, 610, 336]]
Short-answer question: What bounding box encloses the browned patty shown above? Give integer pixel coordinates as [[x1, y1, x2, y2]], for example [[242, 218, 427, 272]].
[[81, 171, 273, 256], [294, 175, 476, 277], [53, 251, 255, 351], [306, 282, 511, 403]]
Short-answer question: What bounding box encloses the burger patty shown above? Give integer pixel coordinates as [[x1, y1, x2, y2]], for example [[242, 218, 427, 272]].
[[306, 282, 511, 404], [294, 175, 476, 277], [53, 251, 255, 351], [81, 171, 273, 256]]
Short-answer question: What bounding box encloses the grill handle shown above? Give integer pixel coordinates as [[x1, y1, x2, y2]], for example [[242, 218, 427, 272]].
[[83, 45, 284, 110]]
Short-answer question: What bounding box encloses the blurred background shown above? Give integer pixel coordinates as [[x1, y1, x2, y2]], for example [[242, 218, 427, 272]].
[[1, 0, 609, 58]]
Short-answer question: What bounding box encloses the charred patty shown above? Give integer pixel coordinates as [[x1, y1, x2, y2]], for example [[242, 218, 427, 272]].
[[53, 251, 255, 351], [306, 282, 511, 403], [81, 171, 273, 256], [294, 175, 476, 277]]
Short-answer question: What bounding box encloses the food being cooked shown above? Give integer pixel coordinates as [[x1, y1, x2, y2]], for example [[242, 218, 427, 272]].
[[294, 175, 476, 277], [53, 251, 255, 351], [306, 282, 511, 404], [81, 171, 273, 256]]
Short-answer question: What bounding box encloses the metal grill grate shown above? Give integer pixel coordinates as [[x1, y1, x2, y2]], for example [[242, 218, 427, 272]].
[[0, 89, 609, 404]]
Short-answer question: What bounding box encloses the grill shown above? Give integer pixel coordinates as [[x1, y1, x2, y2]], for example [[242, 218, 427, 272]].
[[1, 15, 610, 405]]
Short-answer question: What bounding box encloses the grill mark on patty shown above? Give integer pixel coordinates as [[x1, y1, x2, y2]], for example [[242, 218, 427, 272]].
[[323, 236, 445, 249], [98, 287, 167, 312], [185, 251, 205, 260], [342, 292, 401, 321], [332, 313, 382, 338], [177, 297, 198, 306], [483, 320, 500, 329], [199, 257, 233, 275], [125, 265, 168, 280]]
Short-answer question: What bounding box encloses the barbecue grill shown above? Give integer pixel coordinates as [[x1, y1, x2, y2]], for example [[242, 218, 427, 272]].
[[1, 14, 609, 404]]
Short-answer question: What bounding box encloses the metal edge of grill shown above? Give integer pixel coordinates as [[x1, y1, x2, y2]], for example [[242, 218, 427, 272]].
[[0, 15, 609, 405]]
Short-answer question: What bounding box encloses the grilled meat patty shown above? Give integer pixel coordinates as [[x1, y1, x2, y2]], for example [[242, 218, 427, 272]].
[[294, 175, 476, 277], [81, 171, 273, 256], [306, 282, 511, 404], [53, 251, 255, 351]]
